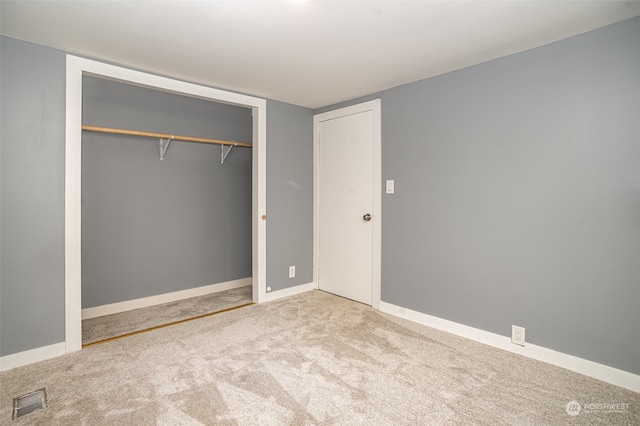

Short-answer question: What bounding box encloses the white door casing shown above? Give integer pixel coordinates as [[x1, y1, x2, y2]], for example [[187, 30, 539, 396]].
[[65, 55, 267, 353], [313, 99, 381, 307]]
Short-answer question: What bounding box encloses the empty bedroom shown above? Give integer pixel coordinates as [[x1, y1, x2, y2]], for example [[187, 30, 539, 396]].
[[1, 1, 639, 424]]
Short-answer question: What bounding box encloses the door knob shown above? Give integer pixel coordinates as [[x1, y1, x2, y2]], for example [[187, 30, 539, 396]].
[[363, 213, 372, 222]]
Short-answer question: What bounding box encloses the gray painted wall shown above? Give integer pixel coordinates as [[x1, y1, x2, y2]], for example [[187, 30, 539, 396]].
[[0, 36, 314, 357], [316, 17, 640, 374], [266, 100, 313, 291], [81, 77, 252, 308], [2, 15, 637, 377], [1, 37, 66, 355]]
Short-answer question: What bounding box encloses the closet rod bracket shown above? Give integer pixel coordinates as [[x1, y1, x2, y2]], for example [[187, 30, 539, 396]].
[[221, 142, 237, 164], [159, 136, 174, 160]]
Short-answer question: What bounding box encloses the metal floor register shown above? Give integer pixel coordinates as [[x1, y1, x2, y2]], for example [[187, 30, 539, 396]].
[[12, 388, 47, 420]]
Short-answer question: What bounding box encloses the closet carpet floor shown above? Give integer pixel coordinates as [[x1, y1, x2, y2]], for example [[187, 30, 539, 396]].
[[82, 285, 253, 345]]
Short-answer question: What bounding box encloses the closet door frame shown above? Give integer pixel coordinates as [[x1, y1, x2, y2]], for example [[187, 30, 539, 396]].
[[65, 55, 267, 353]]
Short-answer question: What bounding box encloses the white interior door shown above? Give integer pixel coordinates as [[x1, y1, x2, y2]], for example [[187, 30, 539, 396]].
[[315, 101, 380, 305]]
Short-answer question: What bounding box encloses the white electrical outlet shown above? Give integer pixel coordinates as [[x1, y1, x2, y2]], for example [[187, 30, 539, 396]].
[[289, 266, 295, 278], [512, 325, 525, 346]]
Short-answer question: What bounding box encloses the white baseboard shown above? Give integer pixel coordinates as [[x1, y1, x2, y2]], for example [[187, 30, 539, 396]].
[[82, 278, 252, 320], [0, 342, 66, 372], [266, 282, 315, 302], [379, 301, 640, 393]]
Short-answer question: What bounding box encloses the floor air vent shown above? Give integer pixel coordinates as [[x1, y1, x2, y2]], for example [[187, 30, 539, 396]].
[[12, 389, 47, 420]]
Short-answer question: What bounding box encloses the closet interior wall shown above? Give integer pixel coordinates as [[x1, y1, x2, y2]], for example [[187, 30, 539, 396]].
[[81, 76, 253, 309]]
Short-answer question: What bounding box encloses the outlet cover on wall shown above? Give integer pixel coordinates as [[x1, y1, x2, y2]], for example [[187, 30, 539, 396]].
[[512, 325, 525, 346], [289, 266, 295, 278]]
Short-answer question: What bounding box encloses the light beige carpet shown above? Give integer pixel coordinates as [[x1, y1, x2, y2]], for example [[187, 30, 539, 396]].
[[1, 290, 638, 424], [82, 285, 253, 345]]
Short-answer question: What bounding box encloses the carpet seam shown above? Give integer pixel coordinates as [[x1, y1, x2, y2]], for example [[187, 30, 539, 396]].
[[82, 302, 256, 348]]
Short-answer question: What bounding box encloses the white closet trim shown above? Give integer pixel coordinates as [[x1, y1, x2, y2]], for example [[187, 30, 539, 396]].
[[65, 55, 267, 354]]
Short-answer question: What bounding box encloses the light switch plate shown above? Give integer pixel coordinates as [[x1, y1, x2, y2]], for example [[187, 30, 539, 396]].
[[386, 180, 395, 194]]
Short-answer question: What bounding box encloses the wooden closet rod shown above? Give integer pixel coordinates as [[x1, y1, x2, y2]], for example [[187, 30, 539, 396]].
[[81, 125, 252, 148]]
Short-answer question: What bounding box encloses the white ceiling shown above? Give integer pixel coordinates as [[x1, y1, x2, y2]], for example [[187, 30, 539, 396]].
[[2, 1, 639, 109]]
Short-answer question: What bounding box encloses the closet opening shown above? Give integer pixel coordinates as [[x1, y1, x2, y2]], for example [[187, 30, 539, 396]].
[[65, 56, 267, 353], [80, 76, 254, 346]]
